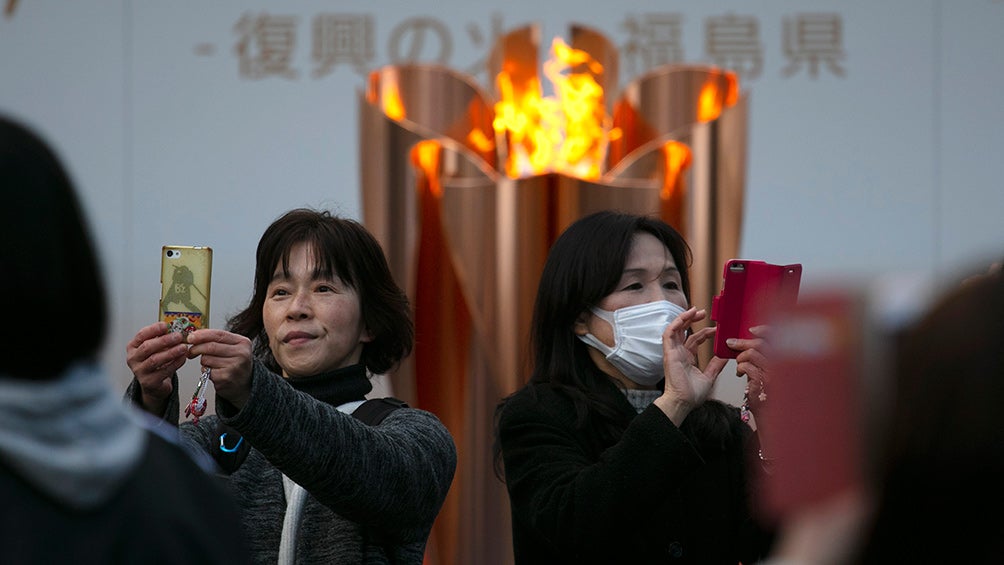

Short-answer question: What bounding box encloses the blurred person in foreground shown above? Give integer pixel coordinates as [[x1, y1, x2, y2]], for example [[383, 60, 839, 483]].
[[761, 261, 1004, 565], [856, 264, 1004, 564], [0, 114, 250, 563]]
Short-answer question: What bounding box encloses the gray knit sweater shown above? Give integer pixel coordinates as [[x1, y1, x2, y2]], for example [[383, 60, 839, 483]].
[[127, 361, 456, 564]]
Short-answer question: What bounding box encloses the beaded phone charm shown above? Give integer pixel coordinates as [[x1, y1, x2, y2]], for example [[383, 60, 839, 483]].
[[740, 382, 768, 424], [185, 366, 211, 423], [170, 317, 211, 424]]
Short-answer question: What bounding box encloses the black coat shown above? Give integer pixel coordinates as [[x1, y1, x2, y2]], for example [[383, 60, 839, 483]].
[[497, 376, 773, 564]]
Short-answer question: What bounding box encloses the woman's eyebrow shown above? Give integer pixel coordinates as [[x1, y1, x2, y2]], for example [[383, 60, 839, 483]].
[[621, 266, 680, 277]]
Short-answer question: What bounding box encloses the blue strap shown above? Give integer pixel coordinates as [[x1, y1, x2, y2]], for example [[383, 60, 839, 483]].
[[219, 432, 243, 453]]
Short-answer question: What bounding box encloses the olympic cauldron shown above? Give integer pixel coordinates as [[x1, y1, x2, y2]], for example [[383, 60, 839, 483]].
[[358, 23, 747, 564]]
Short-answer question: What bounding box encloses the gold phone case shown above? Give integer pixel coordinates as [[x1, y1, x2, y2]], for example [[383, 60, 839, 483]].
[[159, 245, 213, 335]]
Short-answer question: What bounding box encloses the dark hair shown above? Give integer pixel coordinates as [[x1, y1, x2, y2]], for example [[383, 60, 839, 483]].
[[493, 210, 692, 476], [0, 115, 107, 379], [528, 210, 692, 388], [859, 267, 1004, 563], [228, 208, 413, 375]]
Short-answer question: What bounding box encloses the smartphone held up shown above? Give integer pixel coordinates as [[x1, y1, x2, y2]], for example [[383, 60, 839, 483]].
[[710, 259, 802, 359], [159, 245, 213, 338], [159, 245, 214, 422]]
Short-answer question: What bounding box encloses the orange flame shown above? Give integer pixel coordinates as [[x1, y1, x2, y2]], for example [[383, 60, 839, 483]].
[[493, 38, 616, 180], [661, 141, 693, 200], [375, 36, 739, 186], [697, 72, 739, 123], [412, 140, 442, 197], [659, 141, 693, 232], [372, 73, 406, 121], [467, 127, 495, 154]]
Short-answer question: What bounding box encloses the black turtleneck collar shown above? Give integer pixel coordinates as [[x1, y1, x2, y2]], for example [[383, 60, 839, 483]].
[[286, 364, 373, 408]]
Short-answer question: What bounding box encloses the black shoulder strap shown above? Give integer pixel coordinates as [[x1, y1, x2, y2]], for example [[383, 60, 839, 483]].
[[211, 397, 408, 475], [351, 397, 408, 426]]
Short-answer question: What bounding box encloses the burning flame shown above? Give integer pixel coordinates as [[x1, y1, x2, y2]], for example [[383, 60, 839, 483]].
[[661, 141, 692, 199], [697, 73, 739, 123], [371, 72, 406, 121], [412, 140, 443, 197], [372, 34, 738, 186], [492, 38, 618, 180]]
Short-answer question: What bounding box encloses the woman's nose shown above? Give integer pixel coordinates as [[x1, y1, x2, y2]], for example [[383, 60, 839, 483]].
[[287, 291, 312, 318]]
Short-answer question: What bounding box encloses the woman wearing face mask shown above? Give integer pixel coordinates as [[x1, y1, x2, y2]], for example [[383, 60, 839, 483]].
[[493, 211, 775, 564]]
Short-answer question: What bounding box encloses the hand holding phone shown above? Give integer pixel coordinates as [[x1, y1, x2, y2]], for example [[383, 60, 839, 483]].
[[710, 259, 802, 359], [159, 245, 213, 338]]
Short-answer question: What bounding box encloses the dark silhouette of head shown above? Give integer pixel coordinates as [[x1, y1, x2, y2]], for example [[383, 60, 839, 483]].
[[0, 114, 107, 379]]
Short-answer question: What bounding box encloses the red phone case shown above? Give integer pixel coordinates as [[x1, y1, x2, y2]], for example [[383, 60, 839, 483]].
[[710, 260, 802, 359]]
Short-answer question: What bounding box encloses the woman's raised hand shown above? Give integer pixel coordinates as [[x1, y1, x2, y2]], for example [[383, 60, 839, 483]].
[[186, 329, 254, 409], [126, 322, 187, 415], [655, 307, 728, 426], [728, 325, 771, 418]]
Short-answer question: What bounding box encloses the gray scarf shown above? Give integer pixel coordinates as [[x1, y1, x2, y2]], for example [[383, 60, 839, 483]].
[[621, 388, 663, 414], [0, 362, 146, 509]]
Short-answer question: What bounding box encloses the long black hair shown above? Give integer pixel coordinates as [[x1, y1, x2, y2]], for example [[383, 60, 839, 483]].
[[493, 210, 693, 476], [228, 208, 413, 376], [528, 211, 692, 390]]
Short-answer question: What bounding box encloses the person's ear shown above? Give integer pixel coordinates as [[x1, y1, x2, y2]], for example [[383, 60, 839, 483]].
[[573, 311, 591, 337]]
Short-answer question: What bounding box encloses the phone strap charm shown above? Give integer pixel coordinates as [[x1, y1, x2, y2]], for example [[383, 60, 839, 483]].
[[740, 383, 768, 424], [184, 366, 212, 423]]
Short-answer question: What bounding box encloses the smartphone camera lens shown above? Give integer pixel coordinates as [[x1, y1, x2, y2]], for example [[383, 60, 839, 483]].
[[166, 250, 175, 258]]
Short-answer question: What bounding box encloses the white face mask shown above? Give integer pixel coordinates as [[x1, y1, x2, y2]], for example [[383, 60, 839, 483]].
[[577, 300, 687, 386]]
